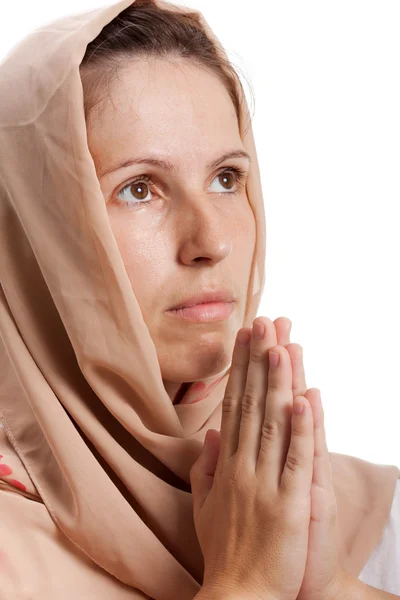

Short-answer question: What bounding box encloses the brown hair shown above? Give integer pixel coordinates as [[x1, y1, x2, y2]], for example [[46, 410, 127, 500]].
[[79, 0, 254, 135]]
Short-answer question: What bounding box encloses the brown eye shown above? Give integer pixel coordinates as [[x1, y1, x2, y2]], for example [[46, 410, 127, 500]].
[[116, 175, 153, 207], [218, 171, 235, 190], [209, 167, 246, 195], [130, 180, 149, 200]]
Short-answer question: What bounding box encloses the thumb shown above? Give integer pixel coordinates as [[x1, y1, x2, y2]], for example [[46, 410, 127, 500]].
[[190, 429, 221, 518]]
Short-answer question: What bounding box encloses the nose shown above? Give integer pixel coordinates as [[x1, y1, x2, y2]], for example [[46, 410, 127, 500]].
[[176, 199, 233, 266]]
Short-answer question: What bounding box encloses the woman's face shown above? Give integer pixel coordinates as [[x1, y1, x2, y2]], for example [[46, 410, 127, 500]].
[[87, 57, 255, 403]]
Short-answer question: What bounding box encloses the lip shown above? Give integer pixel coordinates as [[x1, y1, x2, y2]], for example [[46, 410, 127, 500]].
[[168, 289, 235, 311], [165, 301, 236, 323]]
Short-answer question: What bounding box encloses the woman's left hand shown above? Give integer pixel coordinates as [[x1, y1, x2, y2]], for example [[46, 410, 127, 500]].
[[274, 317, 349, 600]]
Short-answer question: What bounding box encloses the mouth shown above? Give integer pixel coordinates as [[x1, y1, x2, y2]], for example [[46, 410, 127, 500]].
[[165, 301, 236, 323]]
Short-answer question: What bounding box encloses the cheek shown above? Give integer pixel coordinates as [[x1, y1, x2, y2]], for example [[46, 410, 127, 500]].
[[233, 204, 256, 261], [109, 217, 171, 313], [121, 240, 158, 306], [109, 213, 156, 272]]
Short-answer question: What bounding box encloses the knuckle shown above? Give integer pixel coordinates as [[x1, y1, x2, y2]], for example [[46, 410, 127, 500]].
[[241, 389, 259, 415], [249, 349, 265, 365], [222, 392, 239, 414], [260, 418, 280, 443], [266, 378, 280, 391], [285, 450, 304, 473]]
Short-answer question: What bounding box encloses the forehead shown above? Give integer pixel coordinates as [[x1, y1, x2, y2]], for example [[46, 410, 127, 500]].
[[87, 57, 242, 169]]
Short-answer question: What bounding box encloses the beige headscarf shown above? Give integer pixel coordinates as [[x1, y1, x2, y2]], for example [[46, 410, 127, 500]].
[[0, 1, 398, 598]]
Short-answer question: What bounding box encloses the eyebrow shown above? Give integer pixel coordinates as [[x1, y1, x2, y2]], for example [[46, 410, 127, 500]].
[[99, 149, 252, 178]]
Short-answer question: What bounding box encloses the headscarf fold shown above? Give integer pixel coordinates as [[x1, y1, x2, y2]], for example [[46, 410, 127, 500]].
[[0, 1, 398, 598]]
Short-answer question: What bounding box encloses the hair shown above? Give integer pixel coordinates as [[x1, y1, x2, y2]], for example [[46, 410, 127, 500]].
[[79, 0, 254, 135]]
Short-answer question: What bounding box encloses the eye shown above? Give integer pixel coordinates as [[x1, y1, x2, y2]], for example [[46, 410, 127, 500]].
[[116, 174, 153, 206], [209, 168, 246, 194], [114, 167, 247, 209]]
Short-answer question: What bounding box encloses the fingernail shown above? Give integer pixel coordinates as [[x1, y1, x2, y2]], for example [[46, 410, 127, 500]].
[[294, 400, 305, 415], [253, 321, 265, 340], [269, 350, 280, 367]]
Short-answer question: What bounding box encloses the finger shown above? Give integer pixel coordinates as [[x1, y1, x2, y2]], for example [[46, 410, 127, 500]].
[[274, 317, 292, 346], [236, 317, 278, 468], [280, 395, 315, 496], [273, 319, 307, 399], [217, 327, 252, 467], [255, 345, 295, 488], [305, 388, 335, 495], [274, 343, 307, 481], [286, 344, 308, 399], [274, 323, 306, 471]]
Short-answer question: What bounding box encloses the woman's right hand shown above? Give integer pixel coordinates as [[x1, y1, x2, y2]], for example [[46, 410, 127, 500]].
[[190, 317, 315, 600]]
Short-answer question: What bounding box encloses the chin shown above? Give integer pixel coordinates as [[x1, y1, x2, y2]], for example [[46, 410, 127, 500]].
[[161, 349, 231, 383], [157, 326, 237, 379]]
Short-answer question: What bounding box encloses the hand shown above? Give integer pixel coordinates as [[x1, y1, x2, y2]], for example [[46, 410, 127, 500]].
[[190, 316, 315, 600], [274, 318, 347, 600]]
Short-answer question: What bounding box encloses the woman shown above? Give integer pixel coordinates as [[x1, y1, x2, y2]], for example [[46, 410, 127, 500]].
[[0, 0, 398, 598]]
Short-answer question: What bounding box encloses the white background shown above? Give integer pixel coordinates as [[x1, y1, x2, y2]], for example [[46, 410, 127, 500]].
[[1, 1, 399, 466]]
